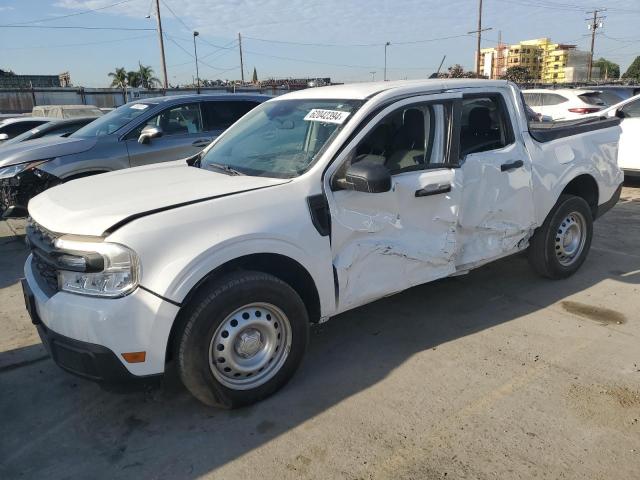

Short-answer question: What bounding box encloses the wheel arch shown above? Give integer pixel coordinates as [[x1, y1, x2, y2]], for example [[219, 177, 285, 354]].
[[560, 173, 599, 219], [165, 253, 321, 363]]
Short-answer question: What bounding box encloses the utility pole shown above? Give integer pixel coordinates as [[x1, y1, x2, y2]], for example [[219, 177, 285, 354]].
[[468, 0, 492, 77], [384, 41, 391, 81], [238, 32, 245, 83], [369, 71, 376, 81], [154, 0, 168, 89], [193, 31, 200, 94], [586, 9, 605, 82]]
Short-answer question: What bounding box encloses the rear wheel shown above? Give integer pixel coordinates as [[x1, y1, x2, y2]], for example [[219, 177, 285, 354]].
[[528, 194, 593, 279], [177, 271, 309, 408]]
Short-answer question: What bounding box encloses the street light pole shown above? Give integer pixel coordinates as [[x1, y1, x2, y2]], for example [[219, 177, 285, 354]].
[[193, 31, 200, 94], [384, 42, 391, 81]]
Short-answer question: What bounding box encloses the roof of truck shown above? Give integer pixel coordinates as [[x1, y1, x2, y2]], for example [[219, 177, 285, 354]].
[[278, 79, 512, 100]]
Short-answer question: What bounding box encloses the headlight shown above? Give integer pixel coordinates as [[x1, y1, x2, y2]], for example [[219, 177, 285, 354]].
[[53, 236, 140, 298], [0, 160, 51, 180]]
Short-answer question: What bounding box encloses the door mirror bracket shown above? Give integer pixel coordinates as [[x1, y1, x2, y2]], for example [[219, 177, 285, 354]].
[[138, 125, 163, 144]]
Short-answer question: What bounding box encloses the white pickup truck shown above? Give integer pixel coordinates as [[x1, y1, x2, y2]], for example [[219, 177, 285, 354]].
[[22, 80, 622, 408]]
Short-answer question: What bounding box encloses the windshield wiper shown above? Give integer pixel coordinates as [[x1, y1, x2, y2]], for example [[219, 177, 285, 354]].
[[207, 162, 245, 176]]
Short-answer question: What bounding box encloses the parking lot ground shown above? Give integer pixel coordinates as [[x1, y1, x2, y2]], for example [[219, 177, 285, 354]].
[[1, 186, 639, 480]]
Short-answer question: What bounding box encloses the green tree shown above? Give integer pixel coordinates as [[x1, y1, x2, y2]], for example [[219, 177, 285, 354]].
[[137, 63, 160, 88], [108, 67, 127, 88], [594, 58, 620, 80], [623, 56, 640, 81], [501, 66, 533, 83], [252, 66, 258, 83], [127, 70, 141, 88]]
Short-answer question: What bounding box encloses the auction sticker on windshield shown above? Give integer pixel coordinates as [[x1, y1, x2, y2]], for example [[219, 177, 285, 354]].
[[304, 109, 350, 124], [130, 104, 149, 110]]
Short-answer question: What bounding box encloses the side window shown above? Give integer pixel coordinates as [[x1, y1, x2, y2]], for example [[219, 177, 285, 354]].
[[543, 93, 568, 106], [337, 102, 449, 177], [459, 96, 512, 157], [127, 103, 203, 139], [523, 93, 542, 107], [621, 99, 640, 118], [203, 101, 260, 131], [1, 121, 45, 138]]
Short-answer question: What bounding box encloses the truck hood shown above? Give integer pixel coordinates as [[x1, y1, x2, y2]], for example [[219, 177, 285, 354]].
[[0, 135, 97, 168], [29, 160, 290, 236]]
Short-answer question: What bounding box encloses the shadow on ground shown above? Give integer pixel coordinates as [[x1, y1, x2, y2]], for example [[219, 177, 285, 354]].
[[1, 194, 639, 479]]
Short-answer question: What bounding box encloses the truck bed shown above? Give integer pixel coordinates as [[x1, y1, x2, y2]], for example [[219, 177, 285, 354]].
[[529, 116, 621, 143]]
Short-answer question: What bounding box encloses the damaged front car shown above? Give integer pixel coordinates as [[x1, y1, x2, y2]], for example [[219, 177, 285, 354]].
[[0, 160, 59, 217]]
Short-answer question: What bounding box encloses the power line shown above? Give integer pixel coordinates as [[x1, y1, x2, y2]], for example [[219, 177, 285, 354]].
[[0, 24, 155, 31], [3, 34, 155, 50], [242, 33, 474, 48], [5, 0, 139, 26], [163, 32, 239, 72]]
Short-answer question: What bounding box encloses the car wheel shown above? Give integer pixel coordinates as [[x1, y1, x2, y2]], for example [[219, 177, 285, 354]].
[[528, 194, 593, 279], [177, 270, 309, 408]]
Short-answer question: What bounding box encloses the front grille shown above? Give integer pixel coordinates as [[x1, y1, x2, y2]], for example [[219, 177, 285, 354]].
[[26, 219, 61, 296]]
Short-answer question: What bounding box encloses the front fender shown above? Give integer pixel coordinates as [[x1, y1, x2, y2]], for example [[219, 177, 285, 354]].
[[165, 234, 334, 313]]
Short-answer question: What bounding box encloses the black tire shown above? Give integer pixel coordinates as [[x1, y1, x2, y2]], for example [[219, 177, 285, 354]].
[[176, 270, 309, 408], [528, 194, 593, 279]]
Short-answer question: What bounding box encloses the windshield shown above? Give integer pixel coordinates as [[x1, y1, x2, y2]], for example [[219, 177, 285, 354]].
[[71, 102, 157, 138], [200, 99, 362, 178]]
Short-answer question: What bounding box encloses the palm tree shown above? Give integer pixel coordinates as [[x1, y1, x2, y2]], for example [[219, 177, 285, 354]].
[[127, 70, 142, 88], [137, 63, 160, 89], [108, 67, 127, 88]]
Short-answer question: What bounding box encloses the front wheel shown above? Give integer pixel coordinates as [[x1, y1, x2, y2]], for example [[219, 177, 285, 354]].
[[528, 194, 593, 279], [177, 271, 309, 408]]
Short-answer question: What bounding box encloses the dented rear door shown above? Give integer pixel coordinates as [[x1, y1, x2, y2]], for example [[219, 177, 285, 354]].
[[456, 91, 535, 268]]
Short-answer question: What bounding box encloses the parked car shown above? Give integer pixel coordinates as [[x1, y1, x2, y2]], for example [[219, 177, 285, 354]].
[[578, 85, 640, 102], [0, 93, 268, 216], [31, 105, 104, 119], [522, 88, 606, 120], [1, 117, 97, 147], [21, 79, 622, 408], [0, 117, 50, 144], [590, 93, 640, 177]]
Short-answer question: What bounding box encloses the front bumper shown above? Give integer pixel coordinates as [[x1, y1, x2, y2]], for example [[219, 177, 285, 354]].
[[0, 168, 58, 218], [23, 255, 180, 379]]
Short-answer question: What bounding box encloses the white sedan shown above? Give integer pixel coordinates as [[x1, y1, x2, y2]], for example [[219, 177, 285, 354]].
[[596, 93, 640, 177], [522, 88, 606, 120]]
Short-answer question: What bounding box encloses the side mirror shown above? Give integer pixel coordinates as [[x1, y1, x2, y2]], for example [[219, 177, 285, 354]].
[[0, 133, 9, 142], [138, 125, 163, 144], [343, 159, 392, 193], [615, 109, 626, 119]]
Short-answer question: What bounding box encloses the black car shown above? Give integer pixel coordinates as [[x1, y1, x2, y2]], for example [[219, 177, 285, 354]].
[[1, 117, 97, 147]]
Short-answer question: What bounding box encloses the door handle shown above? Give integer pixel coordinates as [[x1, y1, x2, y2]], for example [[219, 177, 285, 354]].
[[415, 183, 452, 197], [500, 160, 524, 172], [192, 138, 212, 147]]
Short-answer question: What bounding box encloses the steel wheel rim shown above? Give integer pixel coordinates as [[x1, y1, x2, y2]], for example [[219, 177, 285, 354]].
[[209, 302, 292, 390], [555, 210, 587, 266]]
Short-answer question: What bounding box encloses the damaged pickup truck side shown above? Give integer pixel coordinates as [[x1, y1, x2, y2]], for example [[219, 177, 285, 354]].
[[22, 80, 623, 408]]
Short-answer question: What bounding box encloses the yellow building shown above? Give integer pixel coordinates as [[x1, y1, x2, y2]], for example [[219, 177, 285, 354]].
[[478, 38, 595, 83]]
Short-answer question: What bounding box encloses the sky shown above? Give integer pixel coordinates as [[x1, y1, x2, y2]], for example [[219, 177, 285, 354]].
[[0, 0, 639, 87]]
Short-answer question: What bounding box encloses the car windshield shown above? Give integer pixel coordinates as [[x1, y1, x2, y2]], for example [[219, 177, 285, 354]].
[[71, 102, 157, 138], [200, 99, 362, 178]]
